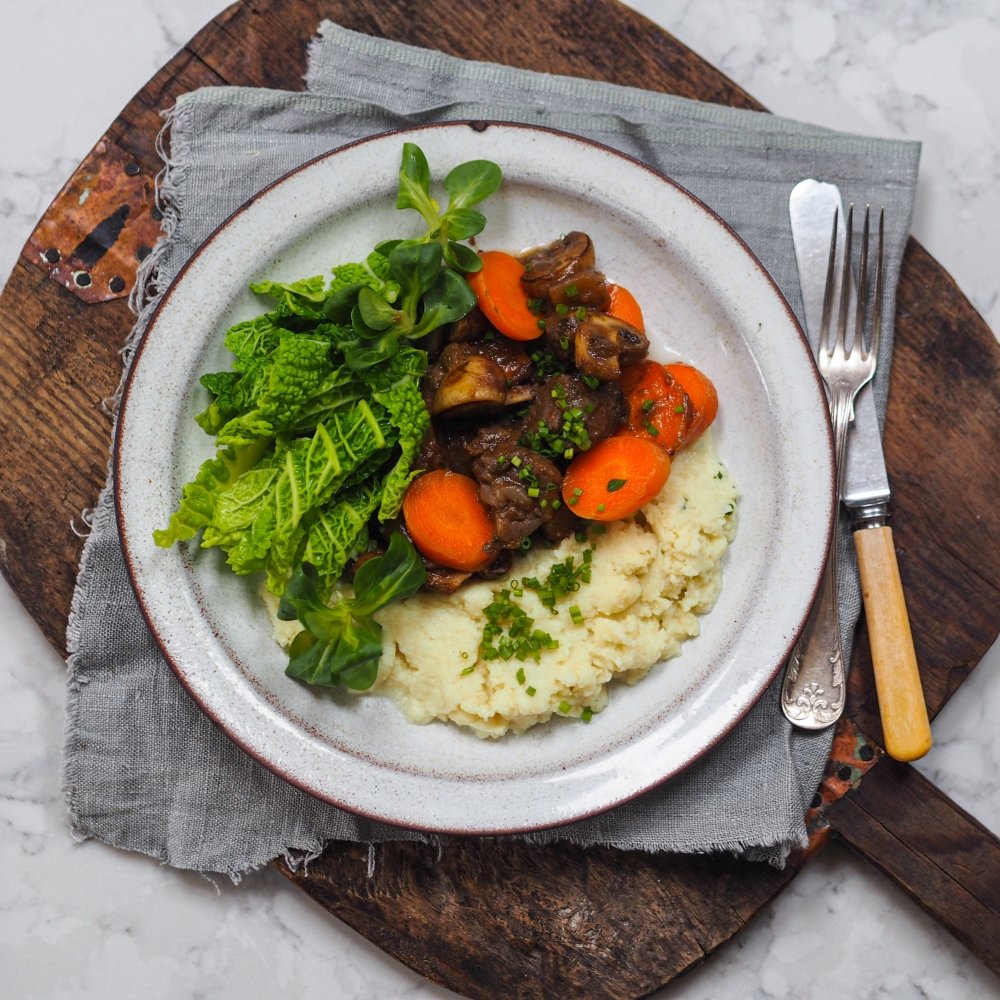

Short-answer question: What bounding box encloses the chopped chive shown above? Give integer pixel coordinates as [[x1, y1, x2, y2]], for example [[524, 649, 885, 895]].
[[569, 605, 584, 625], [606, 478, 627, 492], [581, 707, 593, 723], [460, 664, 476, 675], [582, 374, 600, 389], [516, 666, 526, 684], [555, 303, 570, 315], [674, 404, 686, 414], [526, 686, 537, 696], [596, 503, 606, 513], [643, 420, 659, 437], [559, 700, 572, 714], [565, 284, 578, 297], [574, 306, 587, 320], [641, 398, 655, 413]]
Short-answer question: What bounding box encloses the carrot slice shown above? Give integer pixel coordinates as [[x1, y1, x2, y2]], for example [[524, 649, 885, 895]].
[[664, 363, 718, 444], [562, 435, 671, 521], [402, 470, 496, 571], [467, 251, 544, 341], [622, 362, 692, 454], [607, 283, 645, 333]]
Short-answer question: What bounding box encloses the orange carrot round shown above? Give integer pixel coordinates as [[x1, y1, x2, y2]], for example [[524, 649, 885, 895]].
[[664, 363, 718, 444], [607, 283, 645, 333], [402, 470, 496, 571], [467, 251, 544, 341], [622, 362, 692, 454], [561, 435, 671, 522]]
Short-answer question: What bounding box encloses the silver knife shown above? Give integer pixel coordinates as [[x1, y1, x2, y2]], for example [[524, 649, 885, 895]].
[[789, 180, 932, 761]]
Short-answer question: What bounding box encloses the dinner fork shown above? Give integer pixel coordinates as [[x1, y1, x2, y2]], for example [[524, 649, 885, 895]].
[[781, 204, 882, 729]]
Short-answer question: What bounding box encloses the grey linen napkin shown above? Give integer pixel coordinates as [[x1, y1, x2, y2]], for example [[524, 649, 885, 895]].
[[63, 22, 920, 877]]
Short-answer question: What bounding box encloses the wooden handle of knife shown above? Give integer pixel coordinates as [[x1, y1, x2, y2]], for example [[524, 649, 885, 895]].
[[854, 525, 932, 762]]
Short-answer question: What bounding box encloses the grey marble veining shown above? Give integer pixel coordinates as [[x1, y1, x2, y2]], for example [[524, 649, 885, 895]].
[[1, 1, 998, 997]]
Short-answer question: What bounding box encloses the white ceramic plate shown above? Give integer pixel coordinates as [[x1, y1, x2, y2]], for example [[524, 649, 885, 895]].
[[116, 122, 834, 834]]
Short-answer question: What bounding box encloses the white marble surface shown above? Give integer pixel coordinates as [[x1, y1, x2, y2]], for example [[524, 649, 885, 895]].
[[1, 1, 998, 997]]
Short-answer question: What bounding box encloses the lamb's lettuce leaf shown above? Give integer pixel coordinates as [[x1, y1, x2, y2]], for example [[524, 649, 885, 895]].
[[278, 533, 425, 690]]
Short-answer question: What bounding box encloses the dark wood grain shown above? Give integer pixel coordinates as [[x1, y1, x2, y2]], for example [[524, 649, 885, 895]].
[[276, 840, 795, 999], [2, 1, 998, 997], [829, 759, 1000, 972]]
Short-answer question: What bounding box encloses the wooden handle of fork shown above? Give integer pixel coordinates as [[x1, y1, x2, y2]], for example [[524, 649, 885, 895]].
[[854, 525, 932, 761]]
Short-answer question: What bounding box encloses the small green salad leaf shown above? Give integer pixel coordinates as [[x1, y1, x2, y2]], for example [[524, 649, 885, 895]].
[[155, 143, 501, 691], [277, 533, 426, 690], [329, 143, 500, 371]]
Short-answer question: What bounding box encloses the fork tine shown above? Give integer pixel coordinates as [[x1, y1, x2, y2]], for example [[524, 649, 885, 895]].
[[819, 207, 839, 356], [867, 208, 885, 363], [853, 206, 871, 358], [835, 204, 854, 356]]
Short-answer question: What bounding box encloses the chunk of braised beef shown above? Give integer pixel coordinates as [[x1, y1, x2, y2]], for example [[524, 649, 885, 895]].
[[520, 232, 611, 312], [432, 332, 534, 385], [574, 313, 649, 381], [477, 549, 514, 580], [540, 312, 579, 364], [542, 503, 583, 543], [525, 373, 626, 450], [446, 305, 489, 343], [414, 424, 448, 472], [471, 443, 563, 548], [433, 420, 520, 478]]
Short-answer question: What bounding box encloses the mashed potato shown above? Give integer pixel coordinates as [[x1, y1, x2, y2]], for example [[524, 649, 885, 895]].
[[269, 431, 737, 738]]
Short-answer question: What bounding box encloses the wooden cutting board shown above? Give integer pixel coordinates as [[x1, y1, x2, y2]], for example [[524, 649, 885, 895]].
[[2, 2, 998, 996]]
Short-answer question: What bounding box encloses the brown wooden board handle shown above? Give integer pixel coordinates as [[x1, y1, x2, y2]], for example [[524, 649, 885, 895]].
[[854, 525, 932, 761], [827, 758, 1000, 975]]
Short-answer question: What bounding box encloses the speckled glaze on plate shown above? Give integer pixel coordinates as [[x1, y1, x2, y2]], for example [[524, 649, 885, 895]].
[[115, 122, 834, 834]]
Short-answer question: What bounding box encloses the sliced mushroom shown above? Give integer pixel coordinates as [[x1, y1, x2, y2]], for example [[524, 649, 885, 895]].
[[574, 313, 649, 381], [548, 270, 611, 310], [431, 355, 508, 418], [521, 232, 596, 297]]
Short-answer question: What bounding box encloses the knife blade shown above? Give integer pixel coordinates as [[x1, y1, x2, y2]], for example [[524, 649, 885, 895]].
[[789, 179, 932, 761]]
